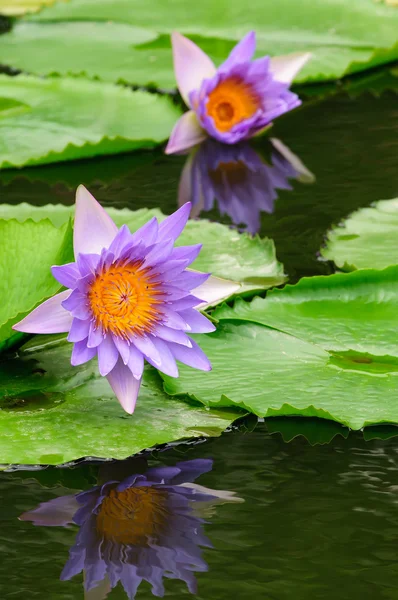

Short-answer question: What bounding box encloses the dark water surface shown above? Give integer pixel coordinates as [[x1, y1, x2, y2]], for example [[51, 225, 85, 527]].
[[1, 85, 398, 599]]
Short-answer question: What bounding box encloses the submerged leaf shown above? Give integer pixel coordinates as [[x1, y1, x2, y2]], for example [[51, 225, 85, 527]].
[[162, 268, 398, 429], [0, 74, 181, 169], [0, 335, 239, 465], [321, 197, 398, 271]]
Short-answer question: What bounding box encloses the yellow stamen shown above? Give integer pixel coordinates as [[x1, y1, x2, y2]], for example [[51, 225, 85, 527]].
[[96, 486, 169, 545], [88, 261, 163, 339], [206, 77, 260, 133]]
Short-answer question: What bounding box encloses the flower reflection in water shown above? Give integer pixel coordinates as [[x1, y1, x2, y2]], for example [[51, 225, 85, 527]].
[[20, 459, 242, 599], [178, 137, 315, 233]]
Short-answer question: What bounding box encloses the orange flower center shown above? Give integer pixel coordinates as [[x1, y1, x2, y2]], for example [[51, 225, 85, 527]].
[[209, 160, 248, 186], [206, 77, 260, 133], [96, 486, 169, 545], [88, 262, 163, 339]]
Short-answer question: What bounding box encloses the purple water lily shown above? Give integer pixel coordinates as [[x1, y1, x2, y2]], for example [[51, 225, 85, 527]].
[[166, 31, 311, 154], [178, 137, 315, 233], [20, 459, 242, 599], [12, 186, 233, 414]]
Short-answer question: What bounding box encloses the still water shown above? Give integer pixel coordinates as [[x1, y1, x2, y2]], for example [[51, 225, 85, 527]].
[[0, 81, 398, 599]]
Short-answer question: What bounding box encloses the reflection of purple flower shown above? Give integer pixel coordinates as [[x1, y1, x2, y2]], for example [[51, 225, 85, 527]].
[[178, 138, 315, 233], [166, 31, 311, 154], [20, 459, 242, 598]]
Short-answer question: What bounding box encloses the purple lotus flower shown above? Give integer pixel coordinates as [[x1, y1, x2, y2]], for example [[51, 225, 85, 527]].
[[20, 459, 242, 599], [12, 186, 235, 414], [178, 137, 315, 233], [165, 31, 311, 154]]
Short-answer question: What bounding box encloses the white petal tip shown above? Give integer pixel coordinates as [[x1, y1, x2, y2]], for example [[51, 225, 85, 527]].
[[171, 32, 216, 106], [270, 51, 312, 85], [165, 112, 207, 155]]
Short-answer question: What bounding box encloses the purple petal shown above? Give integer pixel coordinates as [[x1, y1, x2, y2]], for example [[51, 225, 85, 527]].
[[148, 337, 179, 377], [270, 51, 312, 84], [131, 335, 161, 366], [12, 290, 73, 334], [171, 32, 216, 106], [173, 458, 213, 483], [161, 284, 192, 301], [168, 295, 203, 311], [71, 340, 97, 366], [106, 358, 141, 414], [112, 334, 130, 365], [173, 269, 210, 290], [144, 239, 174, 268], [179, 308, 216, 333], [127, 345, 144, 379], [219, 31, 256, 72], [67, 318, 90, 343], [87, 323, 104, 348], [169, 338, 212, 371], [97, 335, 119, 376], [74, 185, 118, 257], [161, 307, 190, 331], [129, 216, 159, 247], [108, 224, 134, 259], [76, 253, 100, 277], [165, 111, 207, 155], [51, 263, 80, 289], [19, 495, 79, 527], [62, 289, 90, 320], [168, 243, 202, 265], [144, 465, 181, 483], [157, 259, 190, 281], [158, 202, 191, 244], [154, 324, 193, 347]]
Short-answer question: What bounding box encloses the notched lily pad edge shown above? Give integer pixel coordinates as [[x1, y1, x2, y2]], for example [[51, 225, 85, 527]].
[[162, 379, 398, 431], [0, 135, 166, 170]]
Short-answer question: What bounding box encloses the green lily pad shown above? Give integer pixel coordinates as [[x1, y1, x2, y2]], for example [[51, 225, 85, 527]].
[[321, 197, 398, 271], [0, 74, 181, 169], [162, 267, 398, 430], [0, 335, 239, 465], [17, 0, 398, 85], [213, 267, 398, 356], [0, 218, 73, 353], [0, 203, 286, 296]]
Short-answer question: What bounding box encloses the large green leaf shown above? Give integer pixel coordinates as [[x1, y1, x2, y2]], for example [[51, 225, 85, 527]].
[[0, 218, 73, 352], [0, 203, 286, 295], [162, 268, 398, 429], [213, 267, 398, 356], [0, 74, 181, 169], [0, 335, 239, 465], [18, 0, 398, 85], [321, 197, 398, 271]]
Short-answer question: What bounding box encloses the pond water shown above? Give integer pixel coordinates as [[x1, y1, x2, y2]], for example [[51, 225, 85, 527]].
[[0, 78, 398, 599]]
